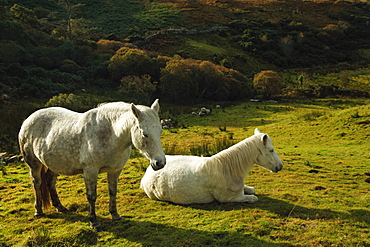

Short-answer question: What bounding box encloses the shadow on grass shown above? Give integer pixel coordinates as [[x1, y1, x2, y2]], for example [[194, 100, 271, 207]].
[[41, 194, 369, 246], [99, 217, 292, 246], [185, 194, 370, 225], [45, 205, 291, 246]]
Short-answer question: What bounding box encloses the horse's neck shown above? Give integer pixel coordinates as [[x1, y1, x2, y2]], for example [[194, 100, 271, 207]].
[[91, 106, 136, 137], [207, 136, 260, 179]]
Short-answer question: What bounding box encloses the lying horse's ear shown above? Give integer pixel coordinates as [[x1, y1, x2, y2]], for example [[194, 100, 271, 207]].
[[151, 99, 160, 113], [131, 103, 142, 120], [254, 128, 261, 135]]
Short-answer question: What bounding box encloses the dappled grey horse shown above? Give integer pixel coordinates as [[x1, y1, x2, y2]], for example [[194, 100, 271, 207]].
[[19, 100, 166, 230]]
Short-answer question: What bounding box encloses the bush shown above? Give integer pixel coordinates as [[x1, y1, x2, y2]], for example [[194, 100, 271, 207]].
[[0, 42, 28, 63], [97, 39, 126, 54], [118, 75, 156, 105], [108, 47, 157, 81], [10, 4, 38, 26], [253, 70, 284, 98], [45, 93, 102, 112], [160, 57, 252, 102]]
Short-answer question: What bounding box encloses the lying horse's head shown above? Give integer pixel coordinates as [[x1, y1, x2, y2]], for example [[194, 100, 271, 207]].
[[131, 99, 166, 171], [254, 128, 283, 173]]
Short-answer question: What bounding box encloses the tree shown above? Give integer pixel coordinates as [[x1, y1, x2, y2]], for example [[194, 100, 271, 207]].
[[10, 4, 38, 26], [50, 0, 84, 41], [253, 70, 284, 98], [159, 57, 197, 102]]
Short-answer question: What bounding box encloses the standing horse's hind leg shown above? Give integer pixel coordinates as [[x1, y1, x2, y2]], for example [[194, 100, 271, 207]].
[[108, 170, 122, 221], [83, 169, 101, 231], [29, 166, 44, 217], [45, 169, 68, 212], [29, 164, 51, 218]]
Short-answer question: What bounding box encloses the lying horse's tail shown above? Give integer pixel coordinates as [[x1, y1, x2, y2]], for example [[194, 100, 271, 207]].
[[40, 165, 51, 210]]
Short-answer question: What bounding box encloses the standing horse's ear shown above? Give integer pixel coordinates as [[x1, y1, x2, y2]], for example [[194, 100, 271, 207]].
[[131, 103, 142, 121], [151, 99, 160, 113], [262, 134, 268, 146], [254, 128, 261, 135]]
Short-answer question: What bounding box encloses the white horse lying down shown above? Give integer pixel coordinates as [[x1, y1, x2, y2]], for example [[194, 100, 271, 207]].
[[140, 128, 283, 204]]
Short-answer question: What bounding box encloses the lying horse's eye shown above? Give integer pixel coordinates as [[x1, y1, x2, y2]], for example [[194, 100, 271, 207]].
[[143, 133, 149, 138]]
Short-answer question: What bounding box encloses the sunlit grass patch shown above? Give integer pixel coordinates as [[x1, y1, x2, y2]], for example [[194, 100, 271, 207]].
[[1, 99, 370, 246]]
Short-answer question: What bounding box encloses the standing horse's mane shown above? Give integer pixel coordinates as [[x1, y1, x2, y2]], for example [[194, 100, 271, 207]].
[[93, 102, 133, 122], [95, 102, 159, 124], [97, 102, 131, 110], [202, 135, 262, 185]]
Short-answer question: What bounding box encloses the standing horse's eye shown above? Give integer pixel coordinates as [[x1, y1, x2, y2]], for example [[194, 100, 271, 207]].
[[270, 149, 274, 153]]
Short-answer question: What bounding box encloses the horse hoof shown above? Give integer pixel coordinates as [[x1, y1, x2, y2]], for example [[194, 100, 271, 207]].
[[112, 216, 122, 221], [90, 221, 103, 232], [91, 224, 103, 232], [58, 207, 68, 213], [34, 213, 46, 219]]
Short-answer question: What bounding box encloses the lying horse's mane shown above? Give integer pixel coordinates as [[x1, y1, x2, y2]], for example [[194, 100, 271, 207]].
[[202, 135, 261, 187]]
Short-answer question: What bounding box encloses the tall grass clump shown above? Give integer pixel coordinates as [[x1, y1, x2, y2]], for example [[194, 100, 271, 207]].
[[189, 137, 237, 157], [300, 110, 326, 121], [213, 137, 236, 153], [190, 140, 211, 156]]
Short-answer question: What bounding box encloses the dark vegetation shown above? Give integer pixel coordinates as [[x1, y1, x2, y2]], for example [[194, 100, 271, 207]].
[[1, 0, 370, 152]]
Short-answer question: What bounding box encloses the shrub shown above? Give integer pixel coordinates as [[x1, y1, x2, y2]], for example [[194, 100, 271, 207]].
[[118, 75, 156, 105], [108, 47, 156, 81], [10, 4, 38, 26], [0, 42, 28, 63], [97, 39, 126, 54], [59, 59, 80, 73], [160, 57, 252, 102], [45, 93, 102, 112], [33, 7, 50, 19], [253, 70, 284, 98]]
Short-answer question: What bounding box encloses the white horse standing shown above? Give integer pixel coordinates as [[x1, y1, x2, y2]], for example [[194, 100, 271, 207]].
[[19, 100, 166, 230], [141, 129, 282, 204]]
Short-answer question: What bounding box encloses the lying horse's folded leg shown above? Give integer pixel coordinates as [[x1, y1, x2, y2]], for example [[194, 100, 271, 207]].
[[228, 192, 259, 203], [243, 185, 256, 195], [83, 169, 101, 231], [108, 170, 122, 221], [45, 169, 68, 212]]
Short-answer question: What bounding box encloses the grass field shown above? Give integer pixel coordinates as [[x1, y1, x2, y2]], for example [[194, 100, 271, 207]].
[[1, 99, 369, 246]]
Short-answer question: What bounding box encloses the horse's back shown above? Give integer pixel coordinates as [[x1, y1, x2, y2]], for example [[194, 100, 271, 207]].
[[19, 107, 87, 173], [141, 155, 214, 204], [20, 107, 83, 146]]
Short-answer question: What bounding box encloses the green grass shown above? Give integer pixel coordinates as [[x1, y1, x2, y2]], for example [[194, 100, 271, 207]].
[[1, 99, 370, 246]]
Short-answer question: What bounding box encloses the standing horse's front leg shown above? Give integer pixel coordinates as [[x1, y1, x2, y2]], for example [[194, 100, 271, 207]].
[[108, 170, 122, 221], [83, 169, 101, 231]]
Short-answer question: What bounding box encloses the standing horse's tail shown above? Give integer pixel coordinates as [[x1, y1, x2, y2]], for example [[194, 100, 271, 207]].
[[40, 165, 51, 210]]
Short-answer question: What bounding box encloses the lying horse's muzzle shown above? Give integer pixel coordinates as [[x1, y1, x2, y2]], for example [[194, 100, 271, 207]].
[[150, 158, 166, 171]]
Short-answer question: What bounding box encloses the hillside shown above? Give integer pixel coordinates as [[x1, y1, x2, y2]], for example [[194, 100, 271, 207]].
[[1, 0, 370, 152]]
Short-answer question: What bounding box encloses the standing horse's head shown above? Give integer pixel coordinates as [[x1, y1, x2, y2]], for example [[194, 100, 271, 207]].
[[253, 128, 283, 173], [130, 99, 166, 171]]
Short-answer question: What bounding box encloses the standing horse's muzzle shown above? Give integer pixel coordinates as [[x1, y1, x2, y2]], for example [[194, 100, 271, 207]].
[[273, 163, 283, 173], [151, 158, 166, 171]]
